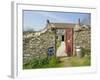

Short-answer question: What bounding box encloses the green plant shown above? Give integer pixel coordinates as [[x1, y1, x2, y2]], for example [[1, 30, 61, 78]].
[[23, 56, 60, 69], [82, 56, 91, 66], [30, 58, 49, 68], [81, 48, 91, 56], [48, 56, 58, 67], [70, 56, 91, 67], [56, 39, 61, 49], [23, 59, 33, 69]]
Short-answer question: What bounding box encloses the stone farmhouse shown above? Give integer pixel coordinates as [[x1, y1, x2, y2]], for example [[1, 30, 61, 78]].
[[23, 19, 91, 64]]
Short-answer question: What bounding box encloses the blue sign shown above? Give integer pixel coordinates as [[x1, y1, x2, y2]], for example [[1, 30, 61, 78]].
[[48, 47, 54, 56]]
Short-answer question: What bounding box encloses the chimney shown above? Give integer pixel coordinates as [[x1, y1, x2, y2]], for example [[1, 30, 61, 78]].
[[78, 18, 80, 26], [47, 19, 50, 24]]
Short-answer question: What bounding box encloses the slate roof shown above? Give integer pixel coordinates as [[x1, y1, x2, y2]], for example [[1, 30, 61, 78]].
[[49, 23, 77, 29]]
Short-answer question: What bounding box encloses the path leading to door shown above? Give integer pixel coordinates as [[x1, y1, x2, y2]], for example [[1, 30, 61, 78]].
[[56, 41, 67, 57], [57, 56, 91, 67]]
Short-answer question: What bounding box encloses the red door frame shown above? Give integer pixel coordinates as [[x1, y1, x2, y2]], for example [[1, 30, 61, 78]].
[[65, 28, 73, 56]]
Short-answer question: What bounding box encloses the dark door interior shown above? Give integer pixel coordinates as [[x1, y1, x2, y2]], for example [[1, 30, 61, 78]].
[[62, 35, 64, 41]]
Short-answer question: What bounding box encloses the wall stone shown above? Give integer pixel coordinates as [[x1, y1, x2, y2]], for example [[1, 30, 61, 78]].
[[23, 29, 55, 64], [23, 24, 91, 63], [74, 27, 91, 49], [73, 27, 91, 55]]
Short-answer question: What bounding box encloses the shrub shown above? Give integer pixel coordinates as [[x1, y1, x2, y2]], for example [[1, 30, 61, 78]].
[[48, 56, 58, 67], [23, 59, 33, 69], [23, 56, 59, 69], [83, 56, 91, 66], [81, 47, 91, 57]]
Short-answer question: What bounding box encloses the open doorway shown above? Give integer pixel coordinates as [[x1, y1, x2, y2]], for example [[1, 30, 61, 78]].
[[62, 35, 64, 41]]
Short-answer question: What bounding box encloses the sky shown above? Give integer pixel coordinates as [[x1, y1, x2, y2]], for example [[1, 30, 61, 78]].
[[23, 10, 91, 31]]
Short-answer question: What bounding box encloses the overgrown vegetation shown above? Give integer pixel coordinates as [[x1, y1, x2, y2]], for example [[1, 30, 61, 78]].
[[23, 56, 59, 69], [57, 56, 91, 67], [81, 47, 91, 56], [56, 39, 61, 49], [70, 56, 91, 67], [57, 47, 91, 67], [23, 48, 91, 69], [70, 48, 91, 66]]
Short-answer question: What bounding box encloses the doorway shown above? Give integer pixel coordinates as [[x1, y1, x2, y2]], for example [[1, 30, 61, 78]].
[[62, 35, 64, 41], [65, 28, 73, 56]]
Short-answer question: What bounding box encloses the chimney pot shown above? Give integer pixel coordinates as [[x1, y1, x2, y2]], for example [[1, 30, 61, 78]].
[[47, 19, 50, 24], [78, 18, 80, 26]]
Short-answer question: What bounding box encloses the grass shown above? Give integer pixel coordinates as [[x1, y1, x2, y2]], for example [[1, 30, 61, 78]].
[[58, 56, 91, 67], [23, 55, 91, 69], [70, 56, 91, 67], [23, 56, 59, 69], [81, 48, 91, 56], [23, 48, 91, 69]]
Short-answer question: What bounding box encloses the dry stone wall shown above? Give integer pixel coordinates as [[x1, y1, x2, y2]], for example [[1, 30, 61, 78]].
[[23, 29, 55, 64], [23, 25, 91, 63], [73, 27, 91, 51]]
